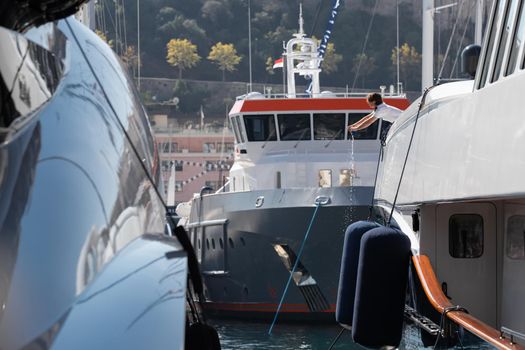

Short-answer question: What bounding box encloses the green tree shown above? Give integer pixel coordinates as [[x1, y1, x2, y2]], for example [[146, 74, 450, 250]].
[[121, 45, 139, 76], [265, 57, 275, 75], [351, 53, 376, 88], [166, 38, 201, 79], [322, 42, 343, 75], [391, 43, 421, 90], [208, 42, 242, 81]]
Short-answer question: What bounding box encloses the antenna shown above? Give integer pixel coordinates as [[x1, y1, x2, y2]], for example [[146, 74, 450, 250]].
[[299, 3, 304, 36]]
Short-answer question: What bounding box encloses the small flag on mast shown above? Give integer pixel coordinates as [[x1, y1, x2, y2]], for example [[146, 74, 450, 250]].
[[273, 57, 283, 69]]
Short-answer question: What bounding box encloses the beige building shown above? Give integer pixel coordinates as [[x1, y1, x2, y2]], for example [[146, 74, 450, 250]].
[[152, 114, 235, 205]]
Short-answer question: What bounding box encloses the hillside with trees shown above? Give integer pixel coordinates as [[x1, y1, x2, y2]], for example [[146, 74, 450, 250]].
[[96, 0, 486, 116]]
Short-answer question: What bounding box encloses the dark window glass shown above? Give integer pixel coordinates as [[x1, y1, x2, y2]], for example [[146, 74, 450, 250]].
[[244, 114, 277, 141], [235, 116, 245, 143], [174, 160, 183, 171], [479, 0, 506, 88], [449, 214, 484, 258], [506, 1, 525, 75], [491, 0, 516, 82], [313, 113, 345, 140], [506, 215, 525, 259], [277, 114, 311, 141], [348, 113, 378, 140]]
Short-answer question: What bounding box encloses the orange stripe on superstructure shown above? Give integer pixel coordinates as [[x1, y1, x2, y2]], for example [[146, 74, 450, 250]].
[[230, 98, 410, 115]]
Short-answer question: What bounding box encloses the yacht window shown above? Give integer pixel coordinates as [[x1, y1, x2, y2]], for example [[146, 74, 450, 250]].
[[506, 0, 525, 75], [449, 214, 484, 258], [235, 115, 245, 143], [278, 114, 311, 140], [339, 169, 352, 186], [492, 0, 519, 82], [506, 215, 525, 259], [479, 0, 506, 88], [313, 113, 345, 140], [244, 114, 277, 141], [318, 170, 332, 187], [230, 117, 241, 143], [347, 113, 378, 140]]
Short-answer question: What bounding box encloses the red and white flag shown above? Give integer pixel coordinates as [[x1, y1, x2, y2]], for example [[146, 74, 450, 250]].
[[272, 57, 283, 69]]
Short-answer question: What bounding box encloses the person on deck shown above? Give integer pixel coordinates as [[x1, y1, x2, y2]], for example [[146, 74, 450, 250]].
[[347, 92, 402, 141]]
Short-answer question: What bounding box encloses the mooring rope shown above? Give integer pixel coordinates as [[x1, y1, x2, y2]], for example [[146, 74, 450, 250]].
[[268, 203, 322, 335]]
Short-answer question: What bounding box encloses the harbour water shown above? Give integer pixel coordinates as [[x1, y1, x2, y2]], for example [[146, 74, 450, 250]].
[[211, 318, 497, 349]]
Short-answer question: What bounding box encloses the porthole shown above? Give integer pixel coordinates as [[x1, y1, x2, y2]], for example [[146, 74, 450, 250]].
[[219, 238, 224, 249], [240, 237, 246, 246], [229, 238, 235, 248], [212, 238, 216, 250], [206, 239, 210, 250]]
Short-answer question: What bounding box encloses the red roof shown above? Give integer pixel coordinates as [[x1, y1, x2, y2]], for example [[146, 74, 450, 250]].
[[230, 97, 410, 115]]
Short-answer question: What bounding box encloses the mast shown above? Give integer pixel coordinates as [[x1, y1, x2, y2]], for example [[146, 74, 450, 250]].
[[422, 0, 434, 91], [137, 0, 141, 92], [248, 0, 253, 92]]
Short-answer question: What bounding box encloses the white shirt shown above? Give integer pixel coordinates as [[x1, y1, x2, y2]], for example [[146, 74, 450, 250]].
[[373, 102, 402, 123]]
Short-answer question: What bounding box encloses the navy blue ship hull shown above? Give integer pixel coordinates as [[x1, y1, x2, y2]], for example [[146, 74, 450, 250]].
[[187, 187, 374, 322]]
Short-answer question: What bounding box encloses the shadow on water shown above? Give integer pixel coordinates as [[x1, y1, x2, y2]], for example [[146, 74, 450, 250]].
[[211, 319, 362, 350], [211, 318, 498, 350]]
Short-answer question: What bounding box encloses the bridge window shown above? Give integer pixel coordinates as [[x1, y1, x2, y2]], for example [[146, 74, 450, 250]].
[[313, 113, 345, 140], [347, 113, 378, 140], [244, 114, 277, 141], [479, 0, 506, 87], [230, 117, 241, 143], [318, 169, 332, 187], [449, 214, 484, 259], [506, 1, 525, 75], [492, 0, 519, 82], [235, 116, 245, 143], [278, 114, 311, 140], [506, 215, 525, 259]]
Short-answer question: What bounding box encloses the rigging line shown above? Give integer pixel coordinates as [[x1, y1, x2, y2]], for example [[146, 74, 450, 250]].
[[122, 0, 128, 52], [268, 203, 322, 335], [449, 1, 476, 78], [387, 86, 434, 226], [309, 0, 328, 36], [351, 0, 381, 91], [437, 0, 467, 82]]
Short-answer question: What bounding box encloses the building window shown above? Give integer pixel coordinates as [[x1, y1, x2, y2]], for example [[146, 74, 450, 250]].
[[205, 161, 216, 171], [174, 160, 183, 171], [175, 181, 183, 192], [449, 214, 484, 258], [161, 160, 171, 172], [205, 181, 219, 190], [203, 142, 216, 153], [170, 142, 178, 153], [318, 170, 332, 188], [506, 215, 525, 259]]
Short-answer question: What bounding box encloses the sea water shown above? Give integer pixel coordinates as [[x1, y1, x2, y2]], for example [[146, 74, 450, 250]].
[[211, 318, 497, 349]]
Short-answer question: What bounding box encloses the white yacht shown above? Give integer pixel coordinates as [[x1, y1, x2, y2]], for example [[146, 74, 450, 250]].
[[374, 0, 525, 347]]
